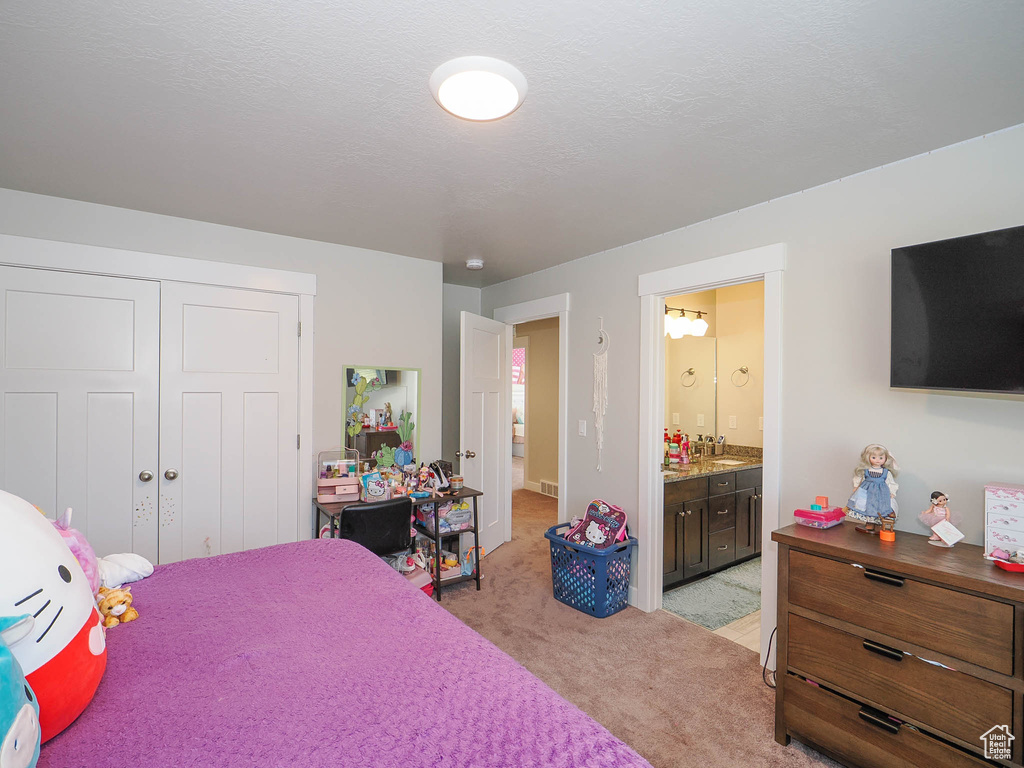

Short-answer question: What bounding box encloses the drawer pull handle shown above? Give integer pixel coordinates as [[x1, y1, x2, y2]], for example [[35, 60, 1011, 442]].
[[864, 569, 904, 588], [858, 707, 900, 734], [717, 510, 730, 515], [862, 639, 904, 662], [717, 482, 730, 487], [717, 545, 729, 551]]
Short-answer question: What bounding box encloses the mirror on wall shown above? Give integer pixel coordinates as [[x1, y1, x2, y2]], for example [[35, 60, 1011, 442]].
[[344, 366, 420, 467], [665, 336, 717, 439]]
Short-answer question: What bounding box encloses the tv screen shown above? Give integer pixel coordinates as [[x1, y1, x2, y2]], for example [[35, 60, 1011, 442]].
[[891, 225, 1024, 394]]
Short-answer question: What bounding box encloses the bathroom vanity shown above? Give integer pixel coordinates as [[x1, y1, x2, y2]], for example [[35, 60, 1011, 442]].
[[663, 458, 762, 590]]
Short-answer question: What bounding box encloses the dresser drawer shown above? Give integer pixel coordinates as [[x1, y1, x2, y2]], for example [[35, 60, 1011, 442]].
[[988, 526, 1024, 551], [784, 674, 992, 768], [709, 528, 735, 569], [788, 614, 1013, 748], [987, 511, 1024, 533], [709, 494, 735, 532], [788, 550, 1014, 675], [665, 477, 707, 505], [735, 467, 762, 490]]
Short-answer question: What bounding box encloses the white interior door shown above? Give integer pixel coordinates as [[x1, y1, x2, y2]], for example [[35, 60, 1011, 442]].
[[159, 282, 299, 563], [460, 311, 510, 556], [0, 266, 160, 561]]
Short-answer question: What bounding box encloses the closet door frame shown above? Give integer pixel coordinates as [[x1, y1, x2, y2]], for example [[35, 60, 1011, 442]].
[[0, 233, 317, 543]]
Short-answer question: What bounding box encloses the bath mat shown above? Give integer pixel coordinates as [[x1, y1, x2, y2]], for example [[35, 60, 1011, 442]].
[[662, 557, 761, 630]]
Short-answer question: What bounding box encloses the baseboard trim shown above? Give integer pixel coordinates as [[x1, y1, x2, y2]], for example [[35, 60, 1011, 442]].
[[524, 480, 542, 493]]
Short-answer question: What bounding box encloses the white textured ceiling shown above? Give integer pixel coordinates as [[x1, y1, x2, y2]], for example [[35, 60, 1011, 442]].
[[2, 1, 1023, 286]]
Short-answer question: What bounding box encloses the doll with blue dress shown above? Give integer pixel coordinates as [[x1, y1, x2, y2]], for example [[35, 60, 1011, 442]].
[[846, 443, 899, 534]]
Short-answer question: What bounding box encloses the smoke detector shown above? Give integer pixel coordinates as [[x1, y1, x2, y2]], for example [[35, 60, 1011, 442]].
[[466, 258, 484, 270]]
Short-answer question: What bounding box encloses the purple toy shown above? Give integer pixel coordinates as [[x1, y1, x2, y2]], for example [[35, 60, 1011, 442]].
[[51, 508, 100, 595]]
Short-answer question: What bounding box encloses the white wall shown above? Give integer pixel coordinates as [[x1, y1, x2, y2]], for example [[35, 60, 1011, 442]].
[[0, 189, 444, 501], [441, 283, 482, 464], [482, 125, 1024, 551]]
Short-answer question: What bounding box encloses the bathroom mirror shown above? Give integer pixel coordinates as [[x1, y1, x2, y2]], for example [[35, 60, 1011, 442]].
[[665, 337, 717, 440], [344, 366, 420, 467]]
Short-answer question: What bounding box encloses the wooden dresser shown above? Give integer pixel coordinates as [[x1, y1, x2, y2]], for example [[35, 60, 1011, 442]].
[[773, 522, 1024, 767]]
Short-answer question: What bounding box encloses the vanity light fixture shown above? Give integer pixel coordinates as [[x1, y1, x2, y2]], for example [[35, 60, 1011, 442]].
[[664, 306, 708, 338], [429, 56, 528, 121]]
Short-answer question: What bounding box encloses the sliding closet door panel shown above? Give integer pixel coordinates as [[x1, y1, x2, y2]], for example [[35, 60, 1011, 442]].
[[0, 266, 160, 562], [159, 282, 298, 564]]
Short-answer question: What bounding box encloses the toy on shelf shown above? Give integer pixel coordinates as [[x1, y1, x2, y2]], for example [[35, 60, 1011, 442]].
[[794, 501, 845, 529], [361, 471, 390, 501], [918, 490, 964, 547], [845, 443, 899, 535]]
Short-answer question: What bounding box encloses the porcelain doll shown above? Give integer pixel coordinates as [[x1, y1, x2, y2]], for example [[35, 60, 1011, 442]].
[[846, 444, 899, 534], [919, 491, 954, 542]]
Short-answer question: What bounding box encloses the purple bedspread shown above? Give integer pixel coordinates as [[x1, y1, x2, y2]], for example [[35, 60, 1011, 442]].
[[40, 539, 651, 768]]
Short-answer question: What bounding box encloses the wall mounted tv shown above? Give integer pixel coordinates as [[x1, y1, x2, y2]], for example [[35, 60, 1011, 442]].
[[891, 224, 1024, 394]]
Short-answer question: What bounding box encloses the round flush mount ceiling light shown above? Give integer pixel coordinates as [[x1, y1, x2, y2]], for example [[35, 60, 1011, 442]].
[[466, 258, 485, 270], [430, 56, 527, 121]]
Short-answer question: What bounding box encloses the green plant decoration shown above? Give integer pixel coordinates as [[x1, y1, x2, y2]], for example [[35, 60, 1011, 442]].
[[347, 375, 371, 437], [397, 411, 415, 443], [375, 444, 396, 468]]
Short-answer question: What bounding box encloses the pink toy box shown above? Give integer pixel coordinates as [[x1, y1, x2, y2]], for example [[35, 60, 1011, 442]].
[[794, 506, 845, 529], [317, 476, 361, 503]]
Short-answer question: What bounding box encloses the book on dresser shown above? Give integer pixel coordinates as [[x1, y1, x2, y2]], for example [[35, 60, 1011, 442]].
[[773, 521, 1024, 768]]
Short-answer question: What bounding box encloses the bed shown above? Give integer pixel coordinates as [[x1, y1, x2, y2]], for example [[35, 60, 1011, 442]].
[[39, 539, 652, 768]]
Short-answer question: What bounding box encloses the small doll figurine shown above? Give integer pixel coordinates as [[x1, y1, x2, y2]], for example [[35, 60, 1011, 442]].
[[384, 402, 393, 427], [919, 491, 956, 544], [846, 443, 899, 534]]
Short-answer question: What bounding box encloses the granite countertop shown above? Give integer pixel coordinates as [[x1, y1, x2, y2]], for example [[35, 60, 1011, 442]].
[[662, 456, 763, 483]]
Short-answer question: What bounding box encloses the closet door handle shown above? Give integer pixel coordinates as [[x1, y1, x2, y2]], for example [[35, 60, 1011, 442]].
[[858, 707, 900, 734], [863, 639, 904, 662], [164, 468, 179, 481], [139, 470, 154, 482], [864, 569, 904, 588]]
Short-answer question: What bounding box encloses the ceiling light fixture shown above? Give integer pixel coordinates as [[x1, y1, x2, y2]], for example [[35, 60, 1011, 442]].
[[429, 56, 527, 121], [664, 306, 708, 338], [466, 258, 484, 270]]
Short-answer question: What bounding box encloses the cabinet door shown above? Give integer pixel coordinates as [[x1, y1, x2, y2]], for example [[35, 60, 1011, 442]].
[[682, 498, 709, 580], [754, 485, 763, 554], [736, 487, 756, 559], [664, 501, 685, 587]]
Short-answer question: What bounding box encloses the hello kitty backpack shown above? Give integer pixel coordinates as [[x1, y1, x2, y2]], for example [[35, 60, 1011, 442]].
[[564, 500, 627, 549]]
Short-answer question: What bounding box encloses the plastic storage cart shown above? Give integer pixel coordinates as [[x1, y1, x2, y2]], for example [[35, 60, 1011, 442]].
[[544, 523, 637, 618]]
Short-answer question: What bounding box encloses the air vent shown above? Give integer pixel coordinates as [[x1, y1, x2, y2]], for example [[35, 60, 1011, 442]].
[[540, 480, 558, 498]]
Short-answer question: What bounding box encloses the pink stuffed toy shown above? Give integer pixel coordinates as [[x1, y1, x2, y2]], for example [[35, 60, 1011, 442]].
[[51, 508, 100, 595]]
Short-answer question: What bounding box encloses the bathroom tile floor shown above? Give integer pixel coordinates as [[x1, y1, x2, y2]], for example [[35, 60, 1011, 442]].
[[713, 609, 761, 652]]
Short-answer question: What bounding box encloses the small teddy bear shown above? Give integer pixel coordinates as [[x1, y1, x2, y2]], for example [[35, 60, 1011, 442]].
[[96, 586, 139, 628]]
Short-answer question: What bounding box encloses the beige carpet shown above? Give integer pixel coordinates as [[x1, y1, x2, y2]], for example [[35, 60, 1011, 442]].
[[442, 489, 837, 768]]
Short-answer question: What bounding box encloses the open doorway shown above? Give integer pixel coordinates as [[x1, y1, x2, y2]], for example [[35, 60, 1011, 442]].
[[659, 282, 765, 652], [509, 318, 559, 530]]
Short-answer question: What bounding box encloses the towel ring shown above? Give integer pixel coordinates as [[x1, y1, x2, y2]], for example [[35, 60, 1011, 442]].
[[731, 366, 750, 387], [680, 368, 696, 388]]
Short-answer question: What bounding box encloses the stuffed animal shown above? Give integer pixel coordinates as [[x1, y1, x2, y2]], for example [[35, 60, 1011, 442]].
[[96, 587, 139, 628], [50, 508, 100, 595], [0, 489, 106, 743], [0, 615, 40, 768]]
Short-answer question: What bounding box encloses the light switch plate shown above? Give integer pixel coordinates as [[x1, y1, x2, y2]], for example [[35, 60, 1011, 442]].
[[672, 412, 680, 425], [578, 419, 587, 436], [697, 414, 705, 427], [758, 416, 764, 431], [729, 415, 737, 429]]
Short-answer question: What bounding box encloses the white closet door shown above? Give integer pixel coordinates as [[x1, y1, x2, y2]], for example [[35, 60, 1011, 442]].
[[158, 282, 299, 563], [0, 266, 160, 561]]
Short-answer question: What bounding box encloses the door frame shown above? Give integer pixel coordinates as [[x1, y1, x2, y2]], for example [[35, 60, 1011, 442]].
[[0, 233, 317, 542], [637, 244, 784, 666], [493, 293, 570, 531]]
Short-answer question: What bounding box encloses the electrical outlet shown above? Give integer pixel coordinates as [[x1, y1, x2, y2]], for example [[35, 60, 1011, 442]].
[[672, 412, 680, 425], [578, 419, 587, 437], [729, 415, 737, 429], [758, 416, 764, 431], [697, 414, 704, 427]]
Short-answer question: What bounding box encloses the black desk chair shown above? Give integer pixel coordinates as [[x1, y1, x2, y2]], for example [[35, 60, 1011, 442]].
[[336, 497, 412, 556]]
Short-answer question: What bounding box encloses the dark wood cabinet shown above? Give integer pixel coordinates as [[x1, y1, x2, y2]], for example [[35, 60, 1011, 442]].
[[664, 467, 761, 591], [773, 522, 1024, 767], [349, 428, 402, 467]]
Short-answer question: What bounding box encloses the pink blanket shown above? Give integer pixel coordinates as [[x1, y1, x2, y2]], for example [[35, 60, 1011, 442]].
[[40, 539, 651, 767]]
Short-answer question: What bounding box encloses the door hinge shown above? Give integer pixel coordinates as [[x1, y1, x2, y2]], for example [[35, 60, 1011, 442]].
[[297, 322, 302, 337], [297, 434, 301, 449]]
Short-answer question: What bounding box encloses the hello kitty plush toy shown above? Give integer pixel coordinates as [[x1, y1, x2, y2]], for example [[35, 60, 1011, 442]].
[[0, 490, 106, 743], [50, 508, 100, 596]]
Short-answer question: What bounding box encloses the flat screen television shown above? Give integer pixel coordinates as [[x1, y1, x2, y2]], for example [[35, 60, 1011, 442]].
[[891, 224, 1024, 394]]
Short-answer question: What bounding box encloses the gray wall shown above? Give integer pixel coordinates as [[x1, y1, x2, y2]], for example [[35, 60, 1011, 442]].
[[441, 283, 482, 464], [0, 188, 445, 472], [482, 125, 1024, 548]]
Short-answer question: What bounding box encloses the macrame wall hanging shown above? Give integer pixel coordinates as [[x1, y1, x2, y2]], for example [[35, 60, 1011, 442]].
[[593, 317, 609, 472]]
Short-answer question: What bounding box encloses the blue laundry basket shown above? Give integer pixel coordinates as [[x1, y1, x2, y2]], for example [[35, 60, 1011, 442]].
[[544, 523, 637, 618]]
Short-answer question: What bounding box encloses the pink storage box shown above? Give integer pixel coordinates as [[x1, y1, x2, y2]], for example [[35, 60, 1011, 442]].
[[317, 491, 361, 503], [794, 507, 845, 529]]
